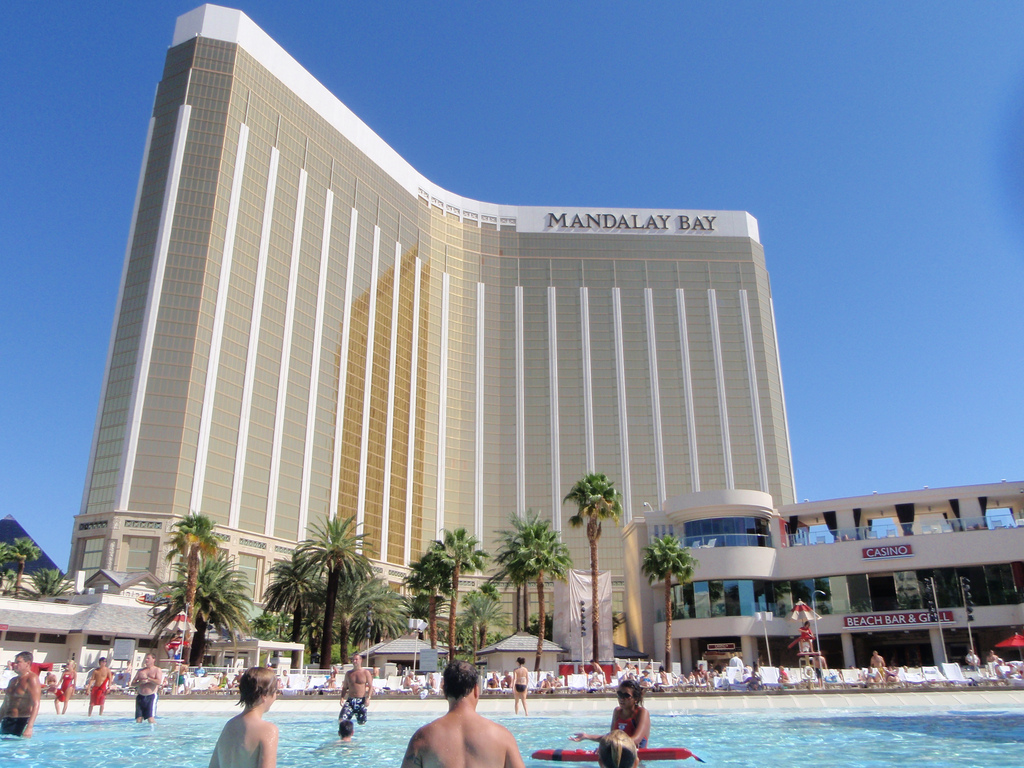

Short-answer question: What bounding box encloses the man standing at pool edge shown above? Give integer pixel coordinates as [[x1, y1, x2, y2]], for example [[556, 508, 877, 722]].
[[132, 653, 165, 723], [401, 660, 525, 768], [0, 651, 40, 738], [339, 653, 373, 726]]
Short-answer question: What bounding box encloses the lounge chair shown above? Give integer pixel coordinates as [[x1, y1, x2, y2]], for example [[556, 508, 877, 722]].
[[940, 663, 971, 686], [565, 674, 588, 692], [839, 669, 864, 688], [921, 666, 948, 685], [898, 668, 925, 686], [280, 673, 308, 695]]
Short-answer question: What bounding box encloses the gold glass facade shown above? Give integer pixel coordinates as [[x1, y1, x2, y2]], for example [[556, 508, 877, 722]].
[[73, 9, 794, 591]]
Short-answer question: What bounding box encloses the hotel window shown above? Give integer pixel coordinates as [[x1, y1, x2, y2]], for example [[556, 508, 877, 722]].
[[125, 537, 155, 572], [81, 537, 104, 571], [237, 553, 263, 600]]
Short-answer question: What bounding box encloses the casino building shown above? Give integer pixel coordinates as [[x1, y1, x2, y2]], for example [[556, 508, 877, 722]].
[[66, 5, 1022, 672], [68, 5, 795, 609]]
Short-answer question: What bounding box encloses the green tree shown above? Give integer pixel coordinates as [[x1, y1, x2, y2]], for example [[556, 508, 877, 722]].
[[461, 590, 507, 661], [336, 574, 409, 657], [165, 512, 220, 649], [641, 535, 698, 668], [404, 547, 453, 649], [495, 511, 573, 670], [152, 553, 253, 665], [263, 551, 319, 644], [437, 528, 489, 659], [492, 522, 533, 632], [251, 610, 290, 641], [298, 516, 370, 667], [564, 472, 623, 662], [28, 568, 74, 598], [7, 538, 42, 598]]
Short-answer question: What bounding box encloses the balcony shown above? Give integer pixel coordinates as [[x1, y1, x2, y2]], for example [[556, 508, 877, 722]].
[[786, 514, 1024, 547]]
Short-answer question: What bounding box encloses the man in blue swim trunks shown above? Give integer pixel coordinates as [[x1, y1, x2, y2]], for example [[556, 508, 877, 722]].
[[339, 653, 373, 726], [131, 653, 164, 723], [0, 651, 40, 738]]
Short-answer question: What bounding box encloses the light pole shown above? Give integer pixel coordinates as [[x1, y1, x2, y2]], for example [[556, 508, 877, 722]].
[[579, 600, 587, 672], [812, 590, 826, 659], [755, 610, 773, 667]]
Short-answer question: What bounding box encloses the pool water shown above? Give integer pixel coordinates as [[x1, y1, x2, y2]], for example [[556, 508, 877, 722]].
[[2, 707, 1023, 767]]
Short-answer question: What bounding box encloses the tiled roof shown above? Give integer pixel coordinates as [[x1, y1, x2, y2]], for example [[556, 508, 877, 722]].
[[0, 600, 158, 637], [367, 637, 449, 655], [478, 631, 566, 655]]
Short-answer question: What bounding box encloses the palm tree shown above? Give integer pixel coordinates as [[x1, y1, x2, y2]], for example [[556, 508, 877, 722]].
[[641, 535, 698, 668], [492, 522, 533, 631], [251, 610, 290, 641], [564, 473, 623, 662], [437, 528, 489, 659], [152, 553, 253, 664], [298, 516, 370, 667], [263, 551, 319, 644], [337, 574, 409, 657], [461, 590, 507, 661], [165, 512, 220, 650], [28, 568, 74, 598], [404, 546, 453, 649], [8, 537, 42, 597]]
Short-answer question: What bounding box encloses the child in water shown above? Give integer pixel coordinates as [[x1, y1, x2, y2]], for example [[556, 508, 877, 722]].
[[598, 731, 638, 768], [209, 667, 279, 768]]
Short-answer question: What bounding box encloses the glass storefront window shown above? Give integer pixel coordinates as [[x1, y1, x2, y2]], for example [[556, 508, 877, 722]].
[[681, 517, 771, 548], [895, 570, 922, 609], [847, 573, 872, 613], [693, 582, 710, 619], [828, 575, 852, 615]]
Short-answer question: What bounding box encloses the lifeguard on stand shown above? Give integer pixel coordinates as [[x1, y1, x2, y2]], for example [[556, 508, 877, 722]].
[[788, 601, 826, 684]]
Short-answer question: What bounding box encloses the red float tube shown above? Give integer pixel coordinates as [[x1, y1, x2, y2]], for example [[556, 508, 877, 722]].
[[532, 747, 704, 763]]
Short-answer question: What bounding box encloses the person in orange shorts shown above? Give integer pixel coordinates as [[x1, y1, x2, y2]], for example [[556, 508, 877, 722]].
[[87, 657, 115, 716]]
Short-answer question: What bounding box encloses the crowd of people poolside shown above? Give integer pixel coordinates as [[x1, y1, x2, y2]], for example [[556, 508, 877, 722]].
[[3, 650, 655, 768]]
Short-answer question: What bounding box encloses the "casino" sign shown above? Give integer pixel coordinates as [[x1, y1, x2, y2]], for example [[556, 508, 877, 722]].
[[862, 543, 913, 560]]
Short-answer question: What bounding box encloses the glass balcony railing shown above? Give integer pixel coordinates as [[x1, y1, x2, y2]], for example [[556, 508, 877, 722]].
[[682, 533, 772, 549], [785, 515, 1023, 547]]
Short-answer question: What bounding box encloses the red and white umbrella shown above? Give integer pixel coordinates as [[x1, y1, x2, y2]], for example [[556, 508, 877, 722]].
[[168, 613, 195, 633], [789, 600, 821, 623]]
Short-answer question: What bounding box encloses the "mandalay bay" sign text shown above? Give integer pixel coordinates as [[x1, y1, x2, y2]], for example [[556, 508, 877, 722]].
[[545, 212, 717, 232]]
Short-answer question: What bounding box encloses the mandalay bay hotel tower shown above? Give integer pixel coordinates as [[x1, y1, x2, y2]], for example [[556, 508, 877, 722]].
[[70, 6, 795, 619]]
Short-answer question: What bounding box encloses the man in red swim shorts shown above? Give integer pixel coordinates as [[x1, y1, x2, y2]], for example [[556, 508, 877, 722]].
[[87, 657, 115, 716]]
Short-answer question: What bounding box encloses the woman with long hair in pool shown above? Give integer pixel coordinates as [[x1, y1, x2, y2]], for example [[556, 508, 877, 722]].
[[597, 730, 638, 768], [512, 657, 530, 715], [570, 678, 651, 749]]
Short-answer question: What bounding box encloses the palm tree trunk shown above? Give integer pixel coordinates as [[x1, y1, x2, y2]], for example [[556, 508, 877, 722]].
[[190, 616, 209, 665], [428, 595, 438, 649], [185, 545, 201, 651], [513, 585, 521, 630], [664, 576, 673, 668], [448, 565, 461, 658], [291, 602, 304, 644], [535, 573, 546, 672], [338, 616, 351, 661], [589, 521, 601, 663], [523, 587, 530, 632], [320, 565, 340, 667], [14, 562, 26, 597]]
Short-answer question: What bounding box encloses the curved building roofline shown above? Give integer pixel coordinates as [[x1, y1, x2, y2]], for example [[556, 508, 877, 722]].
[[172, 4, 760, 243]]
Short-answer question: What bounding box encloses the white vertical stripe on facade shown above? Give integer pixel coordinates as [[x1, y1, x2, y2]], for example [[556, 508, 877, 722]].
[[117, 105, 192, 511], [612, 288, 633, 524], [436, 272, 451, 537], [403, 258, 423, 565], [676, 289, 700, 492], [228, 146, 281, 528], [380, 241, 403, 558], [515, 285, 526, 518], [329, 208, 359, 521], [475, 282, 485, 538], [707, 288, 734, 489], [770, 297, 798, 499], [355, 225, 382, 538], [739, 290, 769, 493], [265, 168, 308, 535], [191, 122, 250, 510], [298, 188, 334, 538], [81, 116, 155, 514], [645, 288, 667, 505], [547, 286, 561, 531], [580, 287, 596, 473]]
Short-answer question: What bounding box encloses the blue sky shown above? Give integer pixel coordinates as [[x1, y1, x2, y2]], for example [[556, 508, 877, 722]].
[[3, 2, 1023, 569]]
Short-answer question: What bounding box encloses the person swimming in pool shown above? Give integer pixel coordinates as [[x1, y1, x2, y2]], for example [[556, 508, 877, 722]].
[[597, 730, 638, 768], [209, 666, 278, 768], [570, 678, 651, 749]]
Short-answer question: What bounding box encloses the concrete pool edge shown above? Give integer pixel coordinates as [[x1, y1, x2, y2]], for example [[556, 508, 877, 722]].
[[31, 688, 1024, 718]]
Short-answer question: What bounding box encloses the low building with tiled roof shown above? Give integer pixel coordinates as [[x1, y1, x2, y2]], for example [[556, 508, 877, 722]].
[[477, 631, 566, 672]]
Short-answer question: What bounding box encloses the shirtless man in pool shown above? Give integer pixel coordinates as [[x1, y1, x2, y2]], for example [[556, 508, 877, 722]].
[[132, 653, 165, 723], [339, 654, 373, 726], [0, 651, 41, 738], [401, 660, 525, 768]]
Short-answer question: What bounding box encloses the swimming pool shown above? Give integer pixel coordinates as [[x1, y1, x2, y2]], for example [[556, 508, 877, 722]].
[[3, 707, 1023, 767]]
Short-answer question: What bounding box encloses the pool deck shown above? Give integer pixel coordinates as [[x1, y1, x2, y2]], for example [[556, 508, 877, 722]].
[[38, 687, 1024, 718]]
